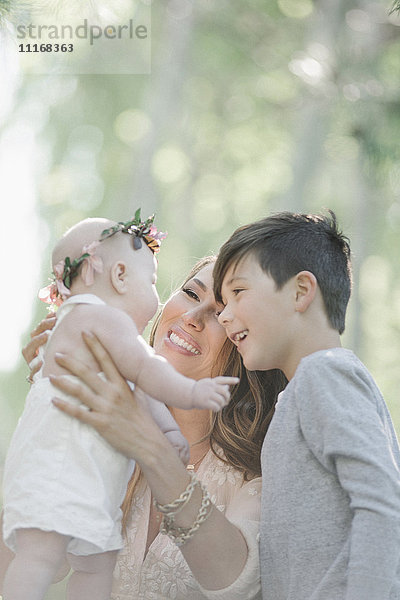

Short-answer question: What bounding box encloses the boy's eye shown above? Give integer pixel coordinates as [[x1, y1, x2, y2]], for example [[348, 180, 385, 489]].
[[182, 287, 199, 301], [215, 303, 225, 317], [215, 301, 225, 318], [232, 288, 244, 296]]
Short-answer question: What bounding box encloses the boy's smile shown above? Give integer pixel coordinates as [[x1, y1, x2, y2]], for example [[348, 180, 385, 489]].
[[231, 329, 249, 343], [218, 252, 293, 373]]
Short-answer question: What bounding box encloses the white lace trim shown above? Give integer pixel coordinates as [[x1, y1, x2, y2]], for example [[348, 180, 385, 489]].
[[111, 449, 262, 600]]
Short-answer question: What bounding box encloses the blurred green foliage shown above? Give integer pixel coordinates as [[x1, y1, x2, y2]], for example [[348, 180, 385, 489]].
[[1, 2, 400, 595]]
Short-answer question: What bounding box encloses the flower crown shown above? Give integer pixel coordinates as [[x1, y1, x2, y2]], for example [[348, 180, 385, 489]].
[[39, 210, 166, 309], [99, 210, 166, 253]]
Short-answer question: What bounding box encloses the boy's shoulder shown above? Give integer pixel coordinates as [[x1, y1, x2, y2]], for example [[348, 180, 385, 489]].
[[292, 347, 379, 395], [297, 347, 364, 377], [287, 348, 400, 469]]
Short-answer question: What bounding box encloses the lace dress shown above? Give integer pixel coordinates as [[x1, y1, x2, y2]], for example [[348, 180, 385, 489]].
[[111, 448, 262, 600]]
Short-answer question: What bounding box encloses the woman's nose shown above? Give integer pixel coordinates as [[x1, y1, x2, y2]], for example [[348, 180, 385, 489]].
[[182, 307, 205, 330]]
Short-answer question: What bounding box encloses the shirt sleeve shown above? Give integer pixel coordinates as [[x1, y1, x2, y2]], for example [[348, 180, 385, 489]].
[[196, 477, 262, 600], [295, 353, 400, 600]]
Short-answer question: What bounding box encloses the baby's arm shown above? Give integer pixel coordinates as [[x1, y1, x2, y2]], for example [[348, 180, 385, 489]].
[[88, 307, 238, 411], [135, 388, 190, 465], [134, 344, 238, 411]]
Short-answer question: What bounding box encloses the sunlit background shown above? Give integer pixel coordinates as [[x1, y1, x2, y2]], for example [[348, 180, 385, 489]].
[[1, 1, 400, 595]]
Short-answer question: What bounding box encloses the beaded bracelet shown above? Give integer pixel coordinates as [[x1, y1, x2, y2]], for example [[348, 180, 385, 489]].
[[160, 479, 213, 547], [153, 472, 197, 515]]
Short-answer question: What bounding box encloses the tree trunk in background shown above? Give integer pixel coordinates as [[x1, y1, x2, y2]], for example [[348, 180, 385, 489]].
[[127, 0, 197, 217], [340, 0, 386, 357], [272, 0, 381, 358], [348, 149, 371, 357], [274, 0, 346, 212]]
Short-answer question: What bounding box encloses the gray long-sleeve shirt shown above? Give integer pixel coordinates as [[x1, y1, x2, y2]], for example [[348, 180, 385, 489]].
[[260, 348, 400, 600]]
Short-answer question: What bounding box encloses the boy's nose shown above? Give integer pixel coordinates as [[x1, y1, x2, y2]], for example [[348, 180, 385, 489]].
[[217, 306, 231, 327]]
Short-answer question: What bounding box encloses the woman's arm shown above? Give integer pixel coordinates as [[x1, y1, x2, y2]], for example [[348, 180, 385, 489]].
[[143, 393, 190, 465], [50, 333, 250, 592]]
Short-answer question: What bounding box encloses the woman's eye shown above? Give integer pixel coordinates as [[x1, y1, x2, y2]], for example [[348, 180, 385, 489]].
[[182, 287, 200, 301]]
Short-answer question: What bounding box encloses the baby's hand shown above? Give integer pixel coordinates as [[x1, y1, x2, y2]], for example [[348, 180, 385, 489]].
[[191, 376, 240, 411], [164, 430, 190, 466]]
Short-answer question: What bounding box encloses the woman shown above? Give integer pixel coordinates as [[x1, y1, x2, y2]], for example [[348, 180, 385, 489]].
[[11, 256, 287, 599]]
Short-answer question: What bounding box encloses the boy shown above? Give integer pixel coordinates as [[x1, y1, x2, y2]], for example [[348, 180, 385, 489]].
[[2, 213, 237, 600], [213, 211, 400, 600]]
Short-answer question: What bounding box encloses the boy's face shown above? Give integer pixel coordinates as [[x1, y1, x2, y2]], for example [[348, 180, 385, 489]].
[[125, 244, 159, 333], [218, 252, 293, 373]]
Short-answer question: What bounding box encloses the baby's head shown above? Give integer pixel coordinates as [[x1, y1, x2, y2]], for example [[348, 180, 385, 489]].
[[214, 210, 352, 336], [47, 215, 162, 331]]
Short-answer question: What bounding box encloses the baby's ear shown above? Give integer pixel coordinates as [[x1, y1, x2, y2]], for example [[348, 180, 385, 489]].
[[294, 271, 317, 313], [110, 262, 128, 294]]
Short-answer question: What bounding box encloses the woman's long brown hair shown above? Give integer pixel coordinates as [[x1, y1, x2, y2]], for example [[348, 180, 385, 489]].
[[121, 256, 287, 529]]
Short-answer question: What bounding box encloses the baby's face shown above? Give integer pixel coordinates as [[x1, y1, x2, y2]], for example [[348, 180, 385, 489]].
[[124, 244, 159, 333]]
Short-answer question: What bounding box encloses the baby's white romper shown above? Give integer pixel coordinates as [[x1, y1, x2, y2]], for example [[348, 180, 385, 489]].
[[2, 294, 134, 556]]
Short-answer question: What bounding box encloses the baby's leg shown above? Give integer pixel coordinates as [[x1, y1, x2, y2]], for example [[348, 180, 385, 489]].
[[2, 528, 70, 600], [66, 550, 118, 600]]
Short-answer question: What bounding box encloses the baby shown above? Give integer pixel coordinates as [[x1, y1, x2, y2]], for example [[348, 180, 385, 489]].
[[2, 212, 238, 600]]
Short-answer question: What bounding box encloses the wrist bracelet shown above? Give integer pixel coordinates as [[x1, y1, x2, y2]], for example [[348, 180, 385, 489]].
[[153, 472, 197, 515], [160, 479, 213, 547]]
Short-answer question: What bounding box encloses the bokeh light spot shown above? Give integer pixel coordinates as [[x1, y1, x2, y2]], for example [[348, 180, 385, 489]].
[[152, 145, 190, 184], [278, 0, 313, 19], [114, 110, 152, 147]]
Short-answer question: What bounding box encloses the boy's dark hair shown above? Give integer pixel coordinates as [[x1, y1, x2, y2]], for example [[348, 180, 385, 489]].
[[214, 210, 352, 334]]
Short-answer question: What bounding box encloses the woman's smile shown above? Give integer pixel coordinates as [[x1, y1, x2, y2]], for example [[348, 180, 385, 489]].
[[166, 326, 201, 355]]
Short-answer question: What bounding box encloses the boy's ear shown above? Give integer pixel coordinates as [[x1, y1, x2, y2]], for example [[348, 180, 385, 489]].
[[110, 262, 128, 294], [294, 271, 317, 313]]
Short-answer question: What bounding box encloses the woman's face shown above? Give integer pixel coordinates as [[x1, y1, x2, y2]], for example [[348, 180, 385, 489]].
[[153, 263, 227, 380]]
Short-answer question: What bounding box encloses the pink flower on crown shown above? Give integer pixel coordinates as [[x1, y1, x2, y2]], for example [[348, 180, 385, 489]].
[[149, 225, 167, 241], [80, 241, 103, 286], [53, 260, 71, 299], [38, 282, 63, 307]]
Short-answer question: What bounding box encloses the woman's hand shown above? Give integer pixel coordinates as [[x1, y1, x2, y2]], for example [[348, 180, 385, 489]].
[[22, 312, 57, 379], [50, 332, 171, 464]]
